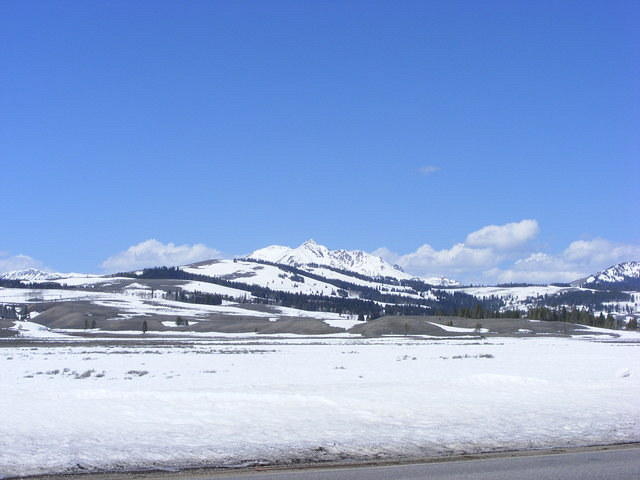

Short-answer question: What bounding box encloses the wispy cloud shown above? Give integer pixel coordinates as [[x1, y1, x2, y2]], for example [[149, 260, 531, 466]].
[[418, 165, 440, 175]]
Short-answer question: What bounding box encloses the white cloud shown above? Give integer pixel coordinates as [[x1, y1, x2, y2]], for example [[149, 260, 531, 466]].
[[373, 219, 639, 284], [101, 239, 221, 273], [418, 165, 440, 175], [0, 253, 45, 273], [398, 243, 497, 271], [485, 267, 583, 284], [484, 253, 583, 284], [376, 243, 502, 280], [375, 219, 537, 280], [483, 239, 640, 284], [465, 219, 539, 250], [563, 238, 640, 266]]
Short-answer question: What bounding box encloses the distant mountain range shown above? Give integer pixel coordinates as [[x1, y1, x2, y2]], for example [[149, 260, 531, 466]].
[[0, 268, 65, 282], [0, 240, 640, 322], [1, 241, 638, 292], [0, 268, 96, 283], [0, 242, 638, 323]]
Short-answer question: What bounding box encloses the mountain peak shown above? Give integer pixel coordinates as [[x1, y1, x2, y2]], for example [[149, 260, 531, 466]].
[[573, 261, 640, 289], [247, 241, 459, 286], [249, 241, 410, 281]]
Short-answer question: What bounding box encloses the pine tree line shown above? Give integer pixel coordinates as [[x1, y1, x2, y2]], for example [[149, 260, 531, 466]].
[[527, 306, 617, 328]]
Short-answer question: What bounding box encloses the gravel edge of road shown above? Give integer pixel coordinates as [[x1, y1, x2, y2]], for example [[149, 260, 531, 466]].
[[13, 442, 640, 480]]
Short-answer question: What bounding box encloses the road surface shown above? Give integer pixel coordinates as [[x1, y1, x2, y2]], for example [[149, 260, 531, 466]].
[[21, 445, 640, 480], [205, 447, 640, 480]]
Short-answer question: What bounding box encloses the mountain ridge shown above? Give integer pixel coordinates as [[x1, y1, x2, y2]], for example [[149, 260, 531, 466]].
[[1, 246, 638, 293], [0, 268, 62, 282], [572, 261, 640, 290]]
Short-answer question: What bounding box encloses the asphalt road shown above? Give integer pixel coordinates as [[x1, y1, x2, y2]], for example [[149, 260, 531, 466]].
[[205, 447, 640, 480], [19, 446, 640, 480]]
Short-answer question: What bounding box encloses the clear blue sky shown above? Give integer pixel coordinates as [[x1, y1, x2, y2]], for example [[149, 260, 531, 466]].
[[1, 1, 638, 281]]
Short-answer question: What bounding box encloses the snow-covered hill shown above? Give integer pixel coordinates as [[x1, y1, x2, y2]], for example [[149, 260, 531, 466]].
[[573, 261, 640, 290], [249, 239, 459, 286], [182, 259, 343, 297]]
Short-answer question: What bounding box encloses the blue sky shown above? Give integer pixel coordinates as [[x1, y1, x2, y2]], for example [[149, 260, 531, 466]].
[[1, 1, 638, 283]]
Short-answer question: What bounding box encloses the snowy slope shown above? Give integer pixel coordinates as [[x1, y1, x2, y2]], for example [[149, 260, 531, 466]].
[[181, 260, 444, 304], [459, 285, 571, 311], [247, 245, 292, 263], [459, 283, 640, 317], [460, 285, 569, 302], [182, 259, 344, 297], [421, 276, 460, 287], [0, 287, 355, 324]]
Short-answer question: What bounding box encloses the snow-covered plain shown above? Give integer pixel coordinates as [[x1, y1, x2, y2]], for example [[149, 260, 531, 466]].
[[1, 334, 639, 477]]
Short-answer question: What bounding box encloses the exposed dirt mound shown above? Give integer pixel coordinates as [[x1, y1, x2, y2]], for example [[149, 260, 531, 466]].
[[349, 315, 606, 337], [257, 318, 343, 335]]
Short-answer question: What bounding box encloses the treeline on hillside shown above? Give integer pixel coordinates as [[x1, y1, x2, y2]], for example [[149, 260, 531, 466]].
[[530, 290, 632, 310], [170, 290, 223, 305], [239, 258, 409, 287], [239, 257, 451, 293], [454, 305, 522, 319], [0, 304, 27, 320], [586, 278, 640, 291], [233, 260, 504, 312], [236, 258, 425, 296], [122, 266, 504, 317], [0, 279, 66, 289], [242, 258, 467, 291], [382, 303, 519, 318], [119, 267, 383, 316], [527, 306, 619, 328]]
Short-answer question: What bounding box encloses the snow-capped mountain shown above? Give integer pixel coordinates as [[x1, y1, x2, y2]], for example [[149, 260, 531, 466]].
[[248, 239, 459, 286], [249, 239, 411, 279], [0, 268, 63, 282], [0, 269, 101, 283], [573, 261, 640, 290]]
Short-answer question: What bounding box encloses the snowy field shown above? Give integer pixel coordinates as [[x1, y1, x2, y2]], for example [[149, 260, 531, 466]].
[[1, 334, 640, 477]]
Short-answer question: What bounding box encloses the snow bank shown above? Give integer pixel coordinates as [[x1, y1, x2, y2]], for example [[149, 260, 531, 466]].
[[9, 320, 71, 339], [0, 336, 639, 477]]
